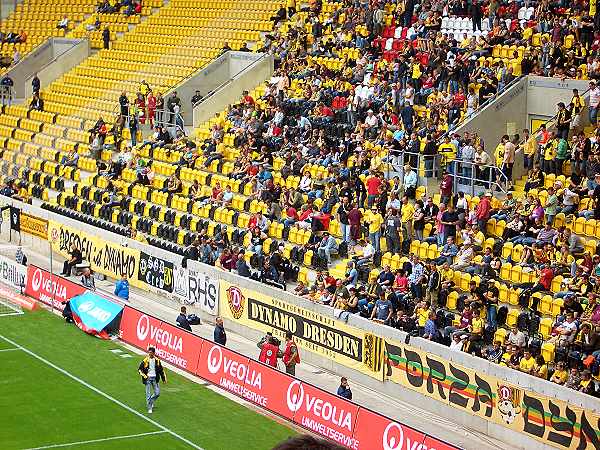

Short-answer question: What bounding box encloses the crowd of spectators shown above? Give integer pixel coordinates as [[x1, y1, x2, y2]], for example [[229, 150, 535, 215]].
[[83, 0, 600, 396], [97, 0, 142, 16]]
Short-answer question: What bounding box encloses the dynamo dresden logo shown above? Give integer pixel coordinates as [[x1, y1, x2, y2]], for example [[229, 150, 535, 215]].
[[226, 286, 245, 319], [383, 422, 404, 450]]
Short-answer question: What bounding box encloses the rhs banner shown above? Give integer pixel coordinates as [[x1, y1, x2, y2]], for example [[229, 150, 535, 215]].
[[25, 265, 85, 310], [219, 281, 383, 378], [172, 266, 219, 315], [47, 220, 141, 288], [69, 291, 123, 339], [384, 339, 600, 450]]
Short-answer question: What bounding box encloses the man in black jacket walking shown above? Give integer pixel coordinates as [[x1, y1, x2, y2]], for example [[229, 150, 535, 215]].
[[138, 347, 166, 414]]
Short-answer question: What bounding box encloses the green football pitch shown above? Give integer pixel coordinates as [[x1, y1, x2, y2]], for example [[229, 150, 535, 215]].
[[0, 307, 295, 450]]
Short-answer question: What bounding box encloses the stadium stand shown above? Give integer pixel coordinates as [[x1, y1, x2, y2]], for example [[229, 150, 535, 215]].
[[0, 0, 95, 72], [2, 0, 600, 397], [0, 0, 281, 201]]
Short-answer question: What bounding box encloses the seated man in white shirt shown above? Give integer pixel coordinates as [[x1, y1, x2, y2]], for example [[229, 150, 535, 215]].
[[355, 239, 375, 268], [363, 109, 379, 139], [57, 16, 69, 30], [549, 314, 579, 348], [451, 241, 475, 271]]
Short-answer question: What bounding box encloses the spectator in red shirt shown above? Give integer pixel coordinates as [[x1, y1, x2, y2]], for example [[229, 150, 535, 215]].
[[475, 192, 492, 231], [439, 171, 453, 205], [242, 90, 255, 105], [366, 171, 382, 208], [319, 102, 334, 118]]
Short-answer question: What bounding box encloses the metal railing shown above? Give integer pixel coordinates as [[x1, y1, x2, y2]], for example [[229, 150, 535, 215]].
[[450, 160, 509, 196], [192, 52, 270, 110], [0, 85, 14, 105], [112, 105, 185, 133], [385, 149, 443, 180]]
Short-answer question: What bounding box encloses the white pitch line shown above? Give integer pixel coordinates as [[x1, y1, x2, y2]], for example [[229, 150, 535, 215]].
[[23, 430, 168, 449], [0, 334, 204, 450], [0, 347, 19, 352], [0, 311, 24, 317]]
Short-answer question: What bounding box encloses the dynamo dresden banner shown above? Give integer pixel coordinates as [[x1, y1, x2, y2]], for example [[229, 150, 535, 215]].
[[47, 220, 142, 288], [384, 339, 600, 450], [219, 281, 383, 379]]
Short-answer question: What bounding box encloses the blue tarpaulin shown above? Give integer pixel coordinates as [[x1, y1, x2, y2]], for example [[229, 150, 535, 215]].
[[69, 291, 123, 339]]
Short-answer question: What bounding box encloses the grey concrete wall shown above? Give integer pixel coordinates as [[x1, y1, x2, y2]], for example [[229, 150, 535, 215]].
[[3, 198, 599, 450], [455, 76, 528, 157], [163, 51, 271, 127], [2, 37, 89, 100], [0, 0, 20, 20], [23, 38, 90, 99], [165, 53, 231, 126], [192, 52, 274, 127], [526, 76, 590, 119]]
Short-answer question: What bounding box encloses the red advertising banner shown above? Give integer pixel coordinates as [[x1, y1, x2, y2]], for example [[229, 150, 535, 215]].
[[196, 343, 300, 420], [353, 406, 449, 450], [289, 381, 360, 450], [118, 307, 459, 450], [24, 265, 85, 310], [119, 306, 202, 373], [246, 360, 298, 419]]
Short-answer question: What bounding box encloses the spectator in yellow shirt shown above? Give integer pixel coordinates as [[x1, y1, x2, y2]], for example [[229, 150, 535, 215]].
[[366, 206, 383, 253], [414, 301, 430, 333], [534, 355, 548, 380], [519, 349, 536, 374], [542, 132, 557, 175], [466, 309, 484, 352], [550, 361, 568, 385], [521, 128, 536, 171], [400, 195, 415, 242]]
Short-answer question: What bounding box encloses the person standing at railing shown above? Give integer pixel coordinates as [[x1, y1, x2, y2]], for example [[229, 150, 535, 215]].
[[499, 134, 516, 188], [589, 81, 600, 125], [167, 91, 181, 125], [155, 92, 164, 127], [570, 89, 585, 136], [147, 91, 156, 129], [542, 132, 557, 175], [556, 102, 571, 140], [521, 128, 536, 171]]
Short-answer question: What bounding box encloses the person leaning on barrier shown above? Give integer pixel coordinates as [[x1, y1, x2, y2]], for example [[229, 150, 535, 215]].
[[336, 377, 352, 400], [80, 268, 95, 290]]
